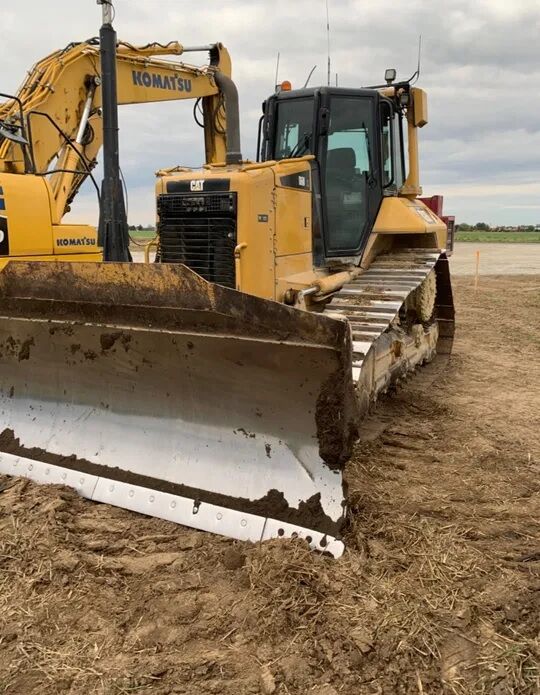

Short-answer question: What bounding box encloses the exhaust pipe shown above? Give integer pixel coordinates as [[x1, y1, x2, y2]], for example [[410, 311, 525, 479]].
[[214, 71, 242, 165]]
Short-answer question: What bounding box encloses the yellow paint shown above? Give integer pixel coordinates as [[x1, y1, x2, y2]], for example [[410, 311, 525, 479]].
[[234, 242, 248, 291], [144, 238, 159, 263], [0, 252, 102, 272], [234, 166, 276, 299], [400, 88, 427, 197], [0, 172, 100, 263], [274, 163, 312, 258], [161, 163, 274, 299], [0, 173, 54, 256], [373, 197, 446, 236], [412, 88, 428, 127], [52, 224, 99, 256], [0, 42, 231, 260], [0, 40, 232, 263], [0, 34, 444, 309], [157, 85, 446, 304], [275, 253, 316, 300], [159, 157, 319, 302], [0, 41, 232, 177]]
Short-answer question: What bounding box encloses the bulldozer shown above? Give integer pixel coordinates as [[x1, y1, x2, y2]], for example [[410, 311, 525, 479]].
[[0, 33, 454, 557]]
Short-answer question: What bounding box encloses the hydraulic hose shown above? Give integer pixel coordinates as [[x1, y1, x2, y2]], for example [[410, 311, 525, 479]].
[[214, 71, 242, 165]]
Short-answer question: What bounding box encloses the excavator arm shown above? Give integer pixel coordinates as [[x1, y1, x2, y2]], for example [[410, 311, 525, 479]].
[[0, 39, 234, 223]]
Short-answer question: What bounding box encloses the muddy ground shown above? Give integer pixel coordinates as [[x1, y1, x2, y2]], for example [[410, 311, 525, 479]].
[[0, 275, 539, 694]]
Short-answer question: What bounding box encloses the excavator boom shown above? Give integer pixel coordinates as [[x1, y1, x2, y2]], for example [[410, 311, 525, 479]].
[[0, 39, 234, 228]]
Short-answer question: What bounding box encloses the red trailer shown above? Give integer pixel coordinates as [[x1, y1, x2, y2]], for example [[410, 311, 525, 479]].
[[420, 195, 455, 255]]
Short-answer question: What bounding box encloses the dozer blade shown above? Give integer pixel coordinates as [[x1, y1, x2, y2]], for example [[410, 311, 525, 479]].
[[0, 262, 357, 557]]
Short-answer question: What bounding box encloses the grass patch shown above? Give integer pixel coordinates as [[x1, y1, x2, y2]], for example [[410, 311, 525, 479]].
[[128, 229, 156, 249], [129, 228, 155, 237], [456, 231, 540, 243]]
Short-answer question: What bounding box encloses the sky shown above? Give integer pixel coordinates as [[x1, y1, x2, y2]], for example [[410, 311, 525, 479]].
[[1, 0, 539, 226]]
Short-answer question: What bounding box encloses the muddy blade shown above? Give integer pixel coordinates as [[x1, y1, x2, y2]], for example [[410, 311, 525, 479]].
[[0, 262, 357, 557]]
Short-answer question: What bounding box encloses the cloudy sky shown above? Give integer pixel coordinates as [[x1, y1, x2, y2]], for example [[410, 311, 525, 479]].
[[2, 0, 539, 226]]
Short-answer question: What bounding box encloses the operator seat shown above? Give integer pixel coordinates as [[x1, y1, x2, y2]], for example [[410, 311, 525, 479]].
[[327, 147, 356, 181]]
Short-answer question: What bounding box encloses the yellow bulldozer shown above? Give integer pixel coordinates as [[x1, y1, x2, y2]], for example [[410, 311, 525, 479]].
[[0, 34, 454, 557]]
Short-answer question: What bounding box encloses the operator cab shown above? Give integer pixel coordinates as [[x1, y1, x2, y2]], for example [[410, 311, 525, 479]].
[[259, 86, 407, 266]]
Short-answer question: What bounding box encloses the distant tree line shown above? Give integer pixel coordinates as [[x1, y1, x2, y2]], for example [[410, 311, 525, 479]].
[[128, 224, 156, 231], [457, 223, 539, 232]]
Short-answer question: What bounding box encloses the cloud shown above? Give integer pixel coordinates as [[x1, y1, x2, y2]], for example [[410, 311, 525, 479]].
[[2, 0, 539, 225]]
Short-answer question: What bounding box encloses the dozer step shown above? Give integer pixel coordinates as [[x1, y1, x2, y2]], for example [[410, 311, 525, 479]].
[[328, 311, 394, 328], [326, 311, 389, 331], [360, 269, 428, 277], [375, 249, 441, 257], [327, 302, 400, 313], [349, 280, 418, 288], [352, 334, 380, 342], [349, 323, 389, 333], [352, 340, 373, 356], [335, 288, 406, 299], [372, 259, 438, 268]]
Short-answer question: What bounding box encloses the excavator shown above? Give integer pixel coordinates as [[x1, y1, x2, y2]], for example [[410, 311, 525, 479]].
[[0, 35, 454, 557], [0, 38, 234, 263]]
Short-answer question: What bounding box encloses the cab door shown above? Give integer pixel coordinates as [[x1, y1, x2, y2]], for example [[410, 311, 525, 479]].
[[317, 90, 382, 260]]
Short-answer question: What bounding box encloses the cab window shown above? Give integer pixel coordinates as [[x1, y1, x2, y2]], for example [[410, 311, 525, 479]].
[[323, 96, 375, 254], [274, 98, 313, 159]]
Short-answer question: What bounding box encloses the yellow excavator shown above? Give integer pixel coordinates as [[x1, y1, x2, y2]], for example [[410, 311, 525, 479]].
[[0, 34, 454, 557], [0, 38, 234, 264]]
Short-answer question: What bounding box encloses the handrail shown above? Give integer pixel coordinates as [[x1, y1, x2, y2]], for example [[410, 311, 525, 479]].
[[0, 91, 35, 173]]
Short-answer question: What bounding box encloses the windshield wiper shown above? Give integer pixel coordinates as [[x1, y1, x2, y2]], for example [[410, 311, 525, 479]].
[[361, 121, 376, 187], [289, 131, 311, 158]]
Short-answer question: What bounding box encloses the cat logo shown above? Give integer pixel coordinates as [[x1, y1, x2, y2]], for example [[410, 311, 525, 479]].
[[190, 180, 204, 192]]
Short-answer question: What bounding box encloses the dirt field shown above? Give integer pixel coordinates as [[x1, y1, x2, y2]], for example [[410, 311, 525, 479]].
[[0, 276, 539, 694], [450, 243, 540, 276], [132, 241, 540, 276]]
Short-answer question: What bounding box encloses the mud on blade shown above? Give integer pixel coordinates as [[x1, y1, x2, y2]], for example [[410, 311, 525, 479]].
[[0, 262, 357, 556]]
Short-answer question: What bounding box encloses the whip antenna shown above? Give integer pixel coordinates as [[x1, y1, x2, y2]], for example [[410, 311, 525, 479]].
[[414, 34, 422, 83], [303, 64, 317, 88], [407, 35, 422, 84], [274, 51, 280, 90]]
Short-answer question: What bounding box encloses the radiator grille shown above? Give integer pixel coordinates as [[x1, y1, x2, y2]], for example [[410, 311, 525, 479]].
[[157, 192, 237, 288]]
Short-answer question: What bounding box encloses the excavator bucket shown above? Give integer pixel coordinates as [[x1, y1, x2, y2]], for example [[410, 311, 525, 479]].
[[0, 262, 357, 557]]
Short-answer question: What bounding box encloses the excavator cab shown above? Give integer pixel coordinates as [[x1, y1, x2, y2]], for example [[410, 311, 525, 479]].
[[259, 86, 406, 265]]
